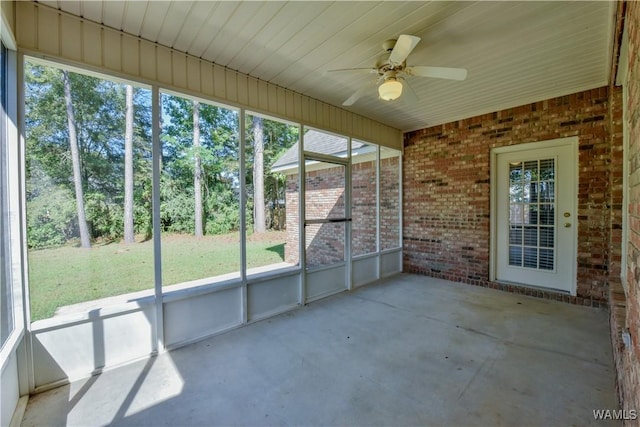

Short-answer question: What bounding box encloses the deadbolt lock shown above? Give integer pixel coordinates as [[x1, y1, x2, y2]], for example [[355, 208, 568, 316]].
[[563, 212, 571, 218]]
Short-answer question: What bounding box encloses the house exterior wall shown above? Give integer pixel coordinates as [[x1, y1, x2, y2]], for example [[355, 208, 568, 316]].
[[303, 167, 346, 268], [284, 177, 300, 265], [352, 160, 376, 256], [283, 156, 398, 266], [403, 85, 621, 306], [380, 156, 401, 250], [612, 1, 640, 419], [284, 166, 346, 268], [284, 166, 350, 268]]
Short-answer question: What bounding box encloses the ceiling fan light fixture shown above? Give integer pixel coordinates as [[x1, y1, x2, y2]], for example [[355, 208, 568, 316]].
[[335, 34, 467, 106], [378, 79, 403, 101]]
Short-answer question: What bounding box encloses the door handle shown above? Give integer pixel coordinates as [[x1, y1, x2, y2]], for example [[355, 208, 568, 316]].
[[564, 222, 571, 228]]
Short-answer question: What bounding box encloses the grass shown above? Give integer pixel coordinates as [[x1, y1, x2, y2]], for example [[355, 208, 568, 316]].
[[28, 231, 287, 321]]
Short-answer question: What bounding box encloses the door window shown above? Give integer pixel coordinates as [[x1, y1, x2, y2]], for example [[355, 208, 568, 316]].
[[508, 159, 555, 271]]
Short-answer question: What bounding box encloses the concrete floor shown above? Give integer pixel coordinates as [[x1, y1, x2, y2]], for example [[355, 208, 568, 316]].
[[21, 274, 619, 426]]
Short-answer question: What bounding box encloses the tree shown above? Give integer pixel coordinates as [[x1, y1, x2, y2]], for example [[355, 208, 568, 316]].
[[25, 62, 152, 248], [160, 94, 240, 235], [62, 70, 91, 249], [252, 115, 266, 233], [123, 84, 135, 243], [245, 116, 298, 231], [193, 101, 203, 237]]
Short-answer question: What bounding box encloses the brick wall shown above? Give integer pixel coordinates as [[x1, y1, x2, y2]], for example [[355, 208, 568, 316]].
[[352, 160, 377, 256], [403, 85, 621, 306], [284, 176, 300, 265], [285, 166, 350, 268], [611, 1, 640, 419], [380, 156, 401, 250], [284, 156, 400, 266], [304, 167, 346, 268]]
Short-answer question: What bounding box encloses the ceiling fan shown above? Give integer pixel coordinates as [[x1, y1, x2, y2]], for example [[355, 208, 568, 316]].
[[329, 35, 468, 106]]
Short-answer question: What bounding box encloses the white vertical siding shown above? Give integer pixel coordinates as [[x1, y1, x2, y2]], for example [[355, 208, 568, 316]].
[[140, 42, 156, 81], [14, 1, 402, 149], [122, 34, 140, 77], [60, 14, 81, 60], [82, 21, 102, 67], [200, 61, 214, 97], [1, 1, 16, 49]]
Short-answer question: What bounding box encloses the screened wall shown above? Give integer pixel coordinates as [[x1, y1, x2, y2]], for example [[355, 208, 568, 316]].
[[14, 57, 403, 391], [0, 3, 404, 422]]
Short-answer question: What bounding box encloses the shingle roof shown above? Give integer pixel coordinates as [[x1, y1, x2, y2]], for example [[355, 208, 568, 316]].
[[271, 130, 365, 171]]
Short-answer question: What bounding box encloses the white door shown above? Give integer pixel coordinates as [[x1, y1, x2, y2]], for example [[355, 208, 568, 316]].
[[494, 139, 576, 293]]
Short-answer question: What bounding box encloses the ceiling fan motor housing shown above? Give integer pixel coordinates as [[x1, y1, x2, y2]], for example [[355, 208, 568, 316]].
[[377, 39, 408, 76], [376, 57, 406, 75], [382, 70, 399, 82]]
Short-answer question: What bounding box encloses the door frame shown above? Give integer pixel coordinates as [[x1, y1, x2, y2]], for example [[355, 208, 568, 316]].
[[489, 137, 578, 295], [301, 150, 352, 303]]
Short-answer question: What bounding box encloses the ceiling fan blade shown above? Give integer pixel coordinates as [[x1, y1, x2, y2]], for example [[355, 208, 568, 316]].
[[406, 66, 468, 81], [388, 35, 421, 66], [342, 78, 379, 106], [400, 79, 419, 105], [342, 85, 370, 106]]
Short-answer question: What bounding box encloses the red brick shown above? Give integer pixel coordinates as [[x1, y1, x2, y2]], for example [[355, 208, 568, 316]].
[[403, 86, 620, 305], [611, 2, 640, 419]]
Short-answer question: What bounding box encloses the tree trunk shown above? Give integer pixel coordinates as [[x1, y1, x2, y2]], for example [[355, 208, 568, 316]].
[[123, 84, 135, 244], [62, 70, 91, 249], [193, 101, 203, 237], [252, 116, 266, 233]]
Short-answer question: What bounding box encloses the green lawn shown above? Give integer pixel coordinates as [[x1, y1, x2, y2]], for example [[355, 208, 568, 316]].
[[28, 231, 287, 321]]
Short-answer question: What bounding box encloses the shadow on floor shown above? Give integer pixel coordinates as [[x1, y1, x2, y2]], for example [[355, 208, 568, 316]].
[[21, 274, 620, 426]]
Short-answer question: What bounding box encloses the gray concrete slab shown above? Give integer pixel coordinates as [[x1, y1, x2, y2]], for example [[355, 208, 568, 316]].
[[21, 274, 619, 426]]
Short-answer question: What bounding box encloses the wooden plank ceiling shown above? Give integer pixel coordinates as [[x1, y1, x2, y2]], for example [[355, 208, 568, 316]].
[[38, 1, 615, 132]]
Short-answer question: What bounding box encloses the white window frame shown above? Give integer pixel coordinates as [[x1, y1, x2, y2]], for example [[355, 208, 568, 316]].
[[0, 43, 26, 370]]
